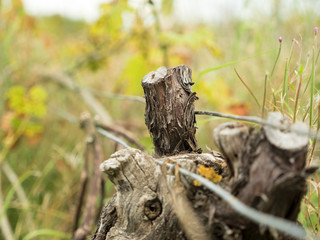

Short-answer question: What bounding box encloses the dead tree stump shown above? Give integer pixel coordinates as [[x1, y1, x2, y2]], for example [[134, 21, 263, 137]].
[[91, 65, 315, 240], [141, 65, 200, 156]]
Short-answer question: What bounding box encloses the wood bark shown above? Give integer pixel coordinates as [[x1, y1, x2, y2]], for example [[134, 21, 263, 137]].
[[91, 65, 316, 240], [141, 65, 200, 156]]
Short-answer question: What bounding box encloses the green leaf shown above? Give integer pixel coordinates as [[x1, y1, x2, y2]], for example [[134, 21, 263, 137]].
[[298, 64, 304, 75], [0, 171, 34, 223], [288, 82, 295, 92]]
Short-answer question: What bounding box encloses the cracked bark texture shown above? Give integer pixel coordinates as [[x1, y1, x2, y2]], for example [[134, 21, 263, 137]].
[[210, 112, 313, 239], [141, 65, 200, 156]]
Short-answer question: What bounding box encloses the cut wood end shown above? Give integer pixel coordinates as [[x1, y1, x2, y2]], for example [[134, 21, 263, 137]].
[[142, 66, 168, 84], [264, 112, 309, 151], [100, 148, 138, 175], [213, 122, 248, 151], [100, 158, 121, 176], [213, 122, 248, 178]]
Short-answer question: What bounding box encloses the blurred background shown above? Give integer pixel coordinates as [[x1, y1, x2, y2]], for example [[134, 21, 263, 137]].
[[1, 0, 320, 239]]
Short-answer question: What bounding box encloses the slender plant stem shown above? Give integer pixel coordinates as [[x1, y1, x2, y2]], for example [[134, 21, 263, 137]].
[[310, 49, 315, 127], [293, 74, 303, 123], [234, 68, 261, 108], [262, 73, 268, 118], [308, 104, 320, 167], [314, 172, 320, 229], [270, 40, 282, 77]]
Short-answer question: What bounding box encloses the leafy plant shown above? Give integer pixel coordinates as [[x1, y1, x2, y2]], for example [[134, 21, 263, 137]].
[[1, 85, 47, 152]]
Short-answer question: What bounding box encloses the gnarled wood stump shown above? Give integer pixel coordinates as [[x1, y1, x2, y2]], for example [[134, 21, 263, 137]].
[[91, 65, 315, 240], [141, 65, 200, 156]]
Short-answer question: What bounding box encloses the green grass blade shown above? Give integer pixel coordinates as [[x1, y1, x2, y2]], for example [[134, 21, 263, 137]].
[[262, 73, 268, 118], [0, 171, 34, 223], [282, 59, 289, 108], [234, 68, 261, 108], [293, 74, 302, 122], [310, 49, 315, 127], [22, 229, 70, 240], [270, 40, 282, 77], [282, 41, 295, 110], [195, 48, 276, 83]]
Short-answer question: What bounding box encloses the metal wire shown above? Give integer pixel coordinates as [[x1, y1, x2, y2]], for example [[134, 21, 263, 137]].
[[195, 110, 320, 140], [57, 108, 318, 239], [155, 159, 311, 240]]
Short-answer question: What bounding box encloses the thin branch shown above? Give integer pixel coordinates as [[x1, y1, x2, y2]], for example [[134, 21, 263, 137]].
[[39, 71, 112, 124], [72, 143, 89, 234], [89, 88, 146, 104], [155, 159, 310, 240], [195, 110, 320, 140], [55, 108, 144, 150], [55, 109, 78, 123], [95, 121, 144, 150], [44, 72, 144, 150], [97, 128, 131, 149], [74, 113, 104, 240]]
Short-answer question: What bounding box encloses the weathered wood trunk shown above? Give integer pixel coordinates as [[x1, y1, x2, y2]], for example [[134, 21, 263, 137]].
[[141, 65, 200, 156], [91, 65, 315, 240]]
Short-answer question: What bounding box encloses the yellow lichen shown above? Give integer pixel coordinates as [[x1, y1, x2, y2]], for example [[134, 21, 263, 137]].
[[193, 165, 222, 186]]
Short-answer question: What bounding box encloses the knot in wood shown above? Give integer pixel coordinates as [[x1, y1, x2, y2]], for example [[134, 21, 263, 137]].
[[144, 198, 162, 221]]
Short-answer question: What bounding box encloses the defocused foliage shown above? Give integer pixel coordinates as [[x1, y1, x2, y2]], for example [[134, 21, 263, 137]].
[[0, 0, 320, 238], [2, 85, 47, 150]]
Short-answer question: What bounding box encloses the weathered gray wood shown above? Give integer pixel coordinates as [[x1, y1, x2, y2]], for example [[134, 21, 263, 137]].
[[97, 148, 224, 240], [92, 66, 315, 240], [90, 194, 117, 240], [213, 122, 249, 178], [264, 112, 309, 151], [142, 65, 200, 156], [212, 112, 311, 239]]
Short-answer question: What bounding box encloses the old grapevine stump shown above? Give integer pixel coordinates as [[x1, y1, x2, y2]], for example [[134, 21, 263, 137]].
[[91, 65, 315, 240], [141, 65, 200, 156]]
